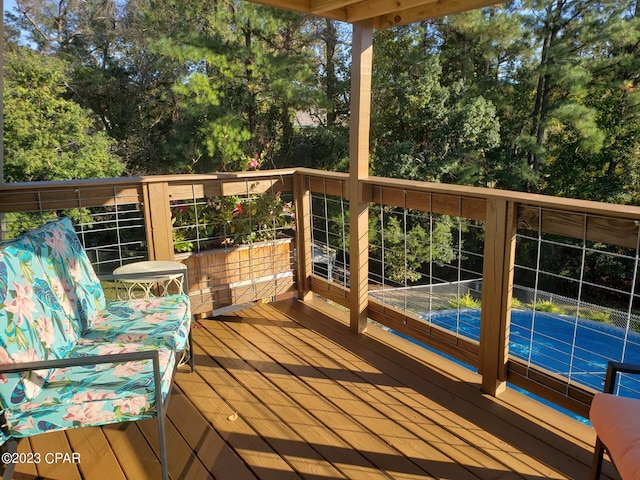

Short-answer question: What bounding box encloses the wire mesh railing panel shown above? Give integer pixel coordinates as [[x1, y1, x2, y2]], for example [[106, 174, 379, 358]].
[[513, 206, 640, 398], [368, 202, 484, 342], [0, 186, 147, 276], [310, 190, 350, 290]]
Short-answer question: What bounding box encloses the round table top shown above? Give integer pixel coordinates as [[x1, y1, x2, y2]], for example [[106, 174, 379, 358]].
[[113, 260, 186, 282]]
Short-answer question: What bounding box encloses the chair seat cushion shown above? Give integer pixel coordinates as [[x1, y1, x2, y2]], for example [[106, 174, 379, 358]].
[[80, 295, 191, 351], [590, 392, 640, 480], [2, 339, 175, 440]]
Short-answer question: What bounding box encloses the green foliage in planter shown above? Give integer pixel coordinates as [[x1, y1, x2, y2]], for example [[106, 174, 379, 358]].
[[171, 191, 294, 252]]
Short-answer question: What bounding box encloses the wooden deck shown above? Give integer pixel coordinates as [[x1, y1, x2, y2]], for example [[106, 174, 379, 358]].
[[5, 299, 620, 480]]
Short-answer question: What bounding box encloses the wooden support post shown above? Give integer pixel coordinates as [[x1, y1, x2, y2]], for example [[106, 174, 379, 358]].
[[348, 20, 374, 333], [142, 181, 175, 261], [294, 171, 313, 301], [479, 198, 517, 395]]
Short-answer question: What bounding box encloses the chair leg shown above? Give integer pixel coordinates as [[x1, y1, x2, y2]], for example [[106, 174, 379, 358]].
[[2, 439, 18, 480], [188, 330, 195, 373], [590, 436, 605, 480], [157, 410, 169, 480]]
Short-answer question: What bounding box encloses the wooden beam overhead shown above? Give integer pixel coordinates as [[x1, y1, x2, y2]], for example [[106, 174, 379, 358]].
[[374, 0, 504, 27], [243, 0, 503, 27], [310, 0, 361, 14], [345, 0, 441, 23], [246, 0, 348, 21]]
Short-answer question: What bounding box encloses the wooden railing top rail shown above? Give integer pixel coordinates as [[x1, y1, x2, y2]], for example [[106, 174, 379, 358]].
[[2, 167, 639, 222]]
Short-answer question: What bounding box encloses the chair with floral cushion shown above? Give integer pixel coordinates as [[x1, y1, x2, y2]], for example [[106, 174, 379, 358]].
[[0, 217, 193, 480]]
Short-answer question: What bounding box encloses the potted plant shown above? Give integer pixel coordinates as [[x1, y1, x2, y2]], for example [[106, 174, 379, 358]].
[[171, 187, 296, 316]]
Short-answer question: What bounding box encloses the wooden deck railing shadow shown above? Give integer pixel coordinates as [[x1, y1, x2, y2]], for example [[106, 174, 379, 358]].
[[269, 300, 597, 475]]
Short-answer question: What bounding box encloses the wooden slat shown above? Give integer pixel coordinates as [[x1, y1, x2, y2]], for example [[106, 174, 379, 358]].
[[30, 431, 81, 480], [2, 300, 618, 480], [0, 186, 140, 213], [518, 205, 640, 249], [6, 438, 38, 480], [305, 174, 349, 199], [165, 386, 258, 480], [137, 410, 215, 480], [102, 422, 162, 479], [264, 302, 563, 478], [374, 0, 504, 27], [349, 19, 374, 334], [66, 427, 126, 480], [367, 298, 480, 367], [346, 0, 442, 22], [310, 0, 360, 13], [197, 317, 435, 479], [370, 186, 487, 221], [274, 299, 599, 478]]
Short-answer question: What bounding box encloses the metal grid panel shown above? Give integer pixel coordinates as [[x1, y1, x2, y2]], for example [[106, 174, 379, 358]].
[[0, 187, 147, 276], [513, 206, 640, 397]]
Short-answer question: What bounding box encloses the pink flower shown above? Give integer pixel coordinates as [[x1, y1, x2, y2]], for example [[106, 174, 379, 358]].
[[0, 348, 12, 384], [4, 283, 37, 327], [96, 343, 139, 355], [35, 316, 56, 348], [45, 229, 68, 258], [47, 367, 72, 382], [63, 402, 116, 424], [233, 203, 244, 215], [113, 361, 146, 378], [69, 390, 117, 404], [50, 276, 76, 316], [113, 395, 149, 415], [130, 297, 163, 310], [249, 155, 260, 169], [143, 312, 167, 324], [113, 333, 149, 344], [68, 258, 83, 283]]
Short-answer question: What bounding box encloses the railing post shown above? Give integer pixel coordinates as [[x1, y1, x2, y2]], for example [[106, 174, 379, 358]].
[[349, 19, 374, 333], [479, 198, 517, 395], [142, 181, 175, 261], [294, 172, 313, 301]]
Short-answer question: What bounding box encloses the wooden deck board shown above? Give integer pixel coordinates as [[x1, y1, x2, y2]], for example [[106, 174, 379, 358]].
[[1, 299, 619, 480]]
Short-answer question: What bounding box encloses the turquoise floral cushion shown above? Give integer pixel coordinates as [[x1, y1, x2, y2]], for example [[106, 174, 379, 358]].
[[2, 339, 176, 440], [80, 295, 191, 351], [24, 217, 106, 335], [0, 237, 76, 404]]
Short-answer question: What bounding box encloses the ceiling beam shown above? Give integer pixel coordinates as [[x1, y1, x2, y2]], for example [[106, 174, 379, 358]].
[[311, 0, 362, 14], [345, 0, 440, 23], [245, 0, 348, 21], [374, 0, 503, 28]]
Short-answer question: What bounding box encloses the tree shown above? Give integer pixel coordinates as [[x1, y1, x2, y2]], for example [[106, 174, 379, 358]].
[[3, 43, 124, 182], [371, 26, 501, 186]]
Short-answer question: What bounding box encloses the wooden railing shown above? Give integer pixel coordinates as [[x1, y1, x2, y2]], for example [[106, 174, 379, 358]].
[[2, 168, 639, 418]]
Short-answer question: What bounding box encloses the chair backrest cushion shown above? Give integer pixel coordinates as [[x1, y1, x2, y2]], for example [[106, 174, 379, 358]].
[[0, 236, 74, 404], [24, 217, 106, 335]]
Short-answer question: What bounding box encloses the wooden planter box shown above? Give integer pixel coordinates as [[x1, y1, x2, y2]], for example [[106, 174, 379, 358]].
[[175, 238, 295, 316]]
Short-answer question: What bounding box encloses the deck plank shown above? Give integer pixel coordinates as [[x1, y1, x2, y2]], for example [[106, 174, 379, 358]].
[[1, 299, 619, 480], [195, 320, 423, 480], [270, 301, 571, 478], [210, 314, 483, 479], [247, 304, 535, 479], [165, 385, 258, 480], [66, 427, 127, 479]]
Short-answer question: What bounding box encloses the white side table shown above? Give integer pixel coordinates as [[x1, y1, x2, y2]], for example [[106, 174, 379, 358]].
[[113, 260, 187, 300]]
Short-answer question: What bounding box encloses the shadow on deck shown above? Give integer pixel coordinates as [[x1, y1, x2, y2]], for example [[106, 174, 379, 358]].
[[5, 299, 619, 480]]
